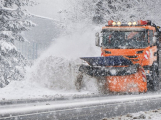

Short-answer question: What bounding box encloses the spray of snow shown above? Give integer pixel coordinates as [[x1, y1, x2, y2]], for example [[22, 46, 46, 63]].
[[25, 24, 101, 92]]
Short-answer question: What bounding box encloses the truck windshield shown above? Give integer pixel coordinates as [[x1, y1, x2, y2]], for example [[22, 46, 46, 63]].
[[102, 31, 148, 49]]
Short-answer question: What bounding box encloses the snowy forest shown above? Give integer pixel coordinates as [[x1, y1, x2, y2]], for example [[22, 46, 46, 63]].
[[0, 0, 35, 87]]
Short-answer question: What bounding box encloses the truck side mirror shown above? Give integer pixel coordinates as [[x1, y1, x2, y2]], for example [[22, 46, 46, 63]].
[[95, 32, 101, 47]]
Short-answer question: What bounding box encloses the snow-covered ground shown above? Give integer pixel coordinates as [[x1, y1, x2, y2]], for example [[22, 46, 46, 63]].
[[103, 109, 161, 120], [0, 80, 95, 100]]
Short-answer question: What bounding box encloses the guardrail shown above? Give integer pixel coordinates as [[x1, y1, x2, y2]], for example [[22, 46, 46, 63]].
[[14, 41, 51, 60]]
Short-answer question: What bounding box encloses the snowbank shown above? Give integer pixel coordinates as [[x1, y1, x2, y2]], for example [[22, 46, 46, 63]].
[[0, 80, 96, 100], [103, 109, 161, 120]]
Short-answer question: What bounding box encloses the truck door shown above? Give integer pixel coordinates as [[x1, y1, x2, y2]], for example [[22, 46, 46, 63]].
[[149, 30, 157, 65]]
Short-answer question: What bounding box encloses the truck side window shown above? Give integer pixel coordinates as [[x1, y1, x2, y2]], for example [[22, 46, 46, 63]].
[[149, 30, 154, 46]]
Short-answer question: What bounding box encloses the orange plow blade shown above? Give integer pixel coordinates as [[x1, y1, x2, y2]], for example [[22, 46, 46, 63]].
[[107, 67, 147, 93]]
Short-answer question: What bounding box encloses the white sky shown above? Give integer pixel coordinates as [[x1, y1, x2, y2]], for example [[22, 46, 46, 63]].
[[27, 0, 71, 18]]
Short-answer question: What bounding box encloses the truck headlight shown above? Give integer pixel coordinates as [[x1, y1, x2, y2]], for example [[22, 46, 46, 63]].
[[109, 69, 117, 75]]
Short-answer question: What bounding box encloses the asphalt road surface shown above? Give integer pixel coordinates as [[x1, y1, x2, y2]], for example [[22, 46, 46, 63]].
[[1, 93, 161, 120]]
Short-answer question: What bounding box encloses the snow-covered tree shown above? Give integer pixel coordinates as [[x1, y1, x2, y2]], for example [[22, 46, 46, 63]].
[[62, 0, 161, 26], [0, 0, 35, 87], [93, 0, 161, 24]]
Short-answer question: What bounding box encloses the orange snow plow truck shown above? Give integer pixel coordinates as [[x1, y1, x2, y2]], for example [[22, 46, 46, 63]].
[[77, 20, 161, 93]]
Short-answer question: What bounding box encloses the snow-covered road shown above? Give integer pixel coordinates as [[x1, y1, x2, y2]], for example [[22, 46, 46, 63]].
[[1, 92, 161, 120]]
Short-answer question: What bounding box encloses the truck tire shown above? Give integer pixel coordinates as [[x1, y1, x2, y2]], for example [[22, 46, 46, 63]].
[[150, 63, 160, 91], [75, 73, 83, 91], [96, 77, 108, 94]]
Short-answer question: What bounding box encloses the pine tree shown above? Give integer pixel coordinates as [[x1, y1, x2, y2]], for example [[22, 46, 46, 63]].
[[93, 0, 161, 24], [0, 0, 35, 87], [65, 0, 161, 25]]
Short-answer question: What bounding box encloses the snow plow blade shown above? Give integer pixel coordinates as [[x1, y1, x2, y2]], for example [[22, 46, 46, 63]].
[[78, 64, 147, 92], [78, 56, 147, 93], [79, 64, 138, 77], [79, 56, 135, 77], [107, 67, 147, 92], [80, 56, 133, 66]]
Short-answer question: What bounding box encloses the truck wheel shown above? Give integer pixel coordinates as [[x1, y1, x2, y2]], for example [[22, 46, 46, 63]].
[[96, 77, 108, 94], [75, 73, 83, 91], [150, 63, 160, 91]]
